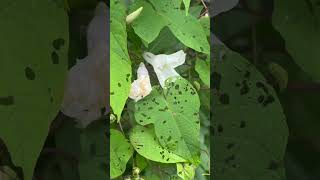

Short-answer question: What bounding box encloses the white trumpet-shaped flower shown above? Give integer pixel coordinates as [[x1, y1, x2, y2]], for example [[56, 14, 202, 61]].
[[143, 50, 186, 88], [61, 2, 108, 128], [129, 63, 152, 102]]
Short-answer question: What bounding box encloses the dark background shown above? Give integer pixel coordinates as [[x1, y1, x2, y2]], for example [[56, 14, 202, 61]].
[[212, 0, 320, 179]]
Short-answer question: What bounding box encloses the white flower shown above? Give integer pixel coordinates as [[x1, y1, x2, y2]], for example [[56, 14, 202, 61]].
[[143, 50, 186, 88], [61, 2, 108, 128], [129, 63, 152, 102]]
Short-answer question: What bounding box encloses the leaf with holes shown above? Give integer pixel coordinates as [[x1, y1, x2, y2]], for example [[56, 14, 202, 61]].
[[110, 129, 134, 178], [110, 0, 132, 120], [133, 78, 200, 163], [130, 125, 186, 163], [0, 1, 68, 180], [212, 44, 289, 179]]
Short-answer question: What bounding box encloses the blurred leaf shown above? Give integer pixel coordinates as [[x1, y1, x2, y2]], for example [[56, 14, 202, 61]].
[[0, 166, 19, 180], [0, 1, 68, 179], [79, 121, 109, 180], [176, 163, 196, 179], [212, 44, 289, 179], [273, 0, 320, 80], [182, 0, 191, 15]]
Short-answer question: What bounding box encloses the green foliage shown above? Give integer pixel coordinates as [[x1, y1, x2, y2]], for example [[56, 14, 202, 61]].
[[110, 129, 134, 178], [133, 78, 200, 163], [78, 121, 108, 180], [195, 56, 210, 87], [212, 44, 289, 179], [110, 0, 132, 120], [111, 0, 210, 179], [272, 0, 320, 80], [129, 0, 209, 54], [0, 1, 68, 180]]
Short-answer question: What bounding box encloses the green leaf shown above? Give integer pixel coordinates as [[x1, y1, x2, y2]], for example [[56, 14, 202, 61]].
[[135, 154, 148, 172], [129, 0, 209, 54], [195, 56, 210, 87], [110, 0, 132, 120], [272, 0, 320, 79], [212, 45, 289, 179], [199, 16, 210, 37], [110, 129, 134, 178], [129, 0, 167, 44], [189, 5, 203, 18], [165, 10, 209, 54], [130, 126, 186, 163], [143, 162, 181, 180], [133, 78, 200, 163], [176, 163, 196, 180], [78, 121, 109, 180], [0, 1, 68, 180], [182, 0, 191, 15]]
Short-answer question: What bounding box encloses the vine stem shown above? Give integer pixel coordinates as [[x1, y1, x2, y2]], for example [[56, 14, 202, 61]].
[[118, 120, 125, 136]]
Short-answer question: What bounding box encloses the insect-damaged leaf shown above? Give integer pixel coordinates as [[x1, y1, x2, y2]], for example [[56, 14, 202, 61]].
[[110, 0, 132, 120], [212, 44, 289, 179], [133, 78, 201, 163], [0, 1, 68, 180], [110, 129, 134, 178], [130, 126, 186, 163]]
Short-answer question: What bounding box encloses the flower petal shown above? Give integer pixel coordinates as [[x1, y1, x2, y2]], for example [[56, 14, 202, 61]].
[[129, 63, 152, 102], [165, 50, 186, 68], [143, 50, 186, 88], [61, 2, 108, 127]]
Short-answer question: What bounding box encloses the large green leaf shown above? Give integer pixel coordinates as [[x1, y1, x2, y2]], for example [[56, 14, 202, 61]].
[[129, 0, 167, 44], [130, 126, 186, 163], [0, 1, 68, 180], [212, 45, 289, 179], [110, 0, 132, 120], [133, 78, 200, 163], [129, 0, 209, 54], [110, 129, 134, 178], [272, 0, 320, 79]]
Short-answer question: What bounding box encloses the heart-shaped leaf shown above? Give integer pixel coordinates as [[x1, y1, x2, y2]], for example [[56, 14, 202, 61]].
[[134, 78, 200, 163], [0, 1, 68, 179], [212, 44, 289, 179]]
